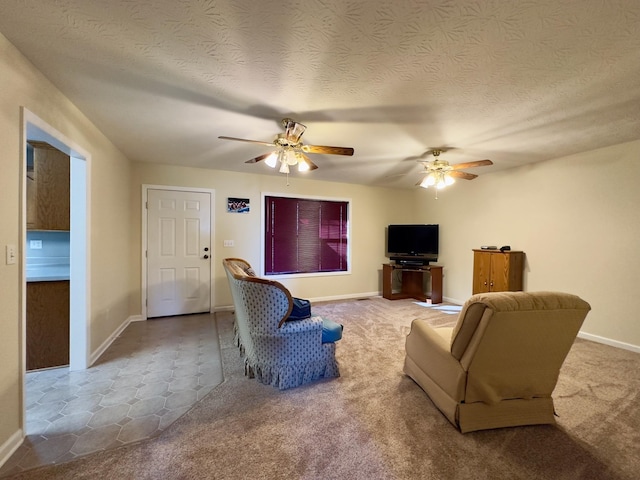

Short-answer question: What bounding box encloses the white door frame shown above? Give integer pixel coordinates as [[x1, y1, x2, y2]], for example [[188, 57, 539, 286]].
[[141, 185, 215, 319], [22, 108, 91, 371]]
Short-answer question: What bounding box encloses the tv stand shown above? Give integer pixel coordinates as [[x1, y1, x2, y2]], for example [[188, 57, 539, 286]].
[[395, 259, 429, 267], [382, 263, 443, 304]]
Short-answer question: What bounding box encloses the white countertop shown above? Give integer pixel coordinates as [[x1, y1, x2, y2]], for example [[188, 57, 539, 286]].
[[26, 257, 70, 282]]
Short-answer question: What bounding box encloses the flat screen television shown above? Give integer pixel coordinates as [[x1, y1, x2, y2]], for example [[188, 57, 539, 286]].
[[386, 224, 439, 265]]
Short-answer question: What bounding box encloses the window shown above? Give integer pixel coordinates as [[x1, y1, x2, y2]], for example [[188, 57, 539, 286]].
[[264, 195, 349, 275]]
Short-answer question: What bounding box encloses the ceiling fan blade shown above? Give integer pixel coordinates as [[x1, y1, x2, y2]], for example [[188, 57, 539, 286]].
[[385, 172, 409, 178], [449, 170, 478, 180], [450, 159, 493, 170], [245, 152, 275, 164], [299, 153, 319, 170], [301, 145, 355, 156], [218, 136, 275, 147]]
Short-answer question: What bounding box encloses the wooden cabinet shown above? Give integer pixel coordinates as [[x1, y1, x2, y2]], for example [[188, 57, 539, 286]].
[[26, 281, 70, 371], [382, 264, 443, 303], [472, 249, 524, 294], [26, 141, 70, 231]]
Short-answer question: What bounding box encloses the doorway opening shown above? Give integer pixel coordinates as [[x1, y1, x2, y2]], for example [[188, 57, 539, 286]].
[[22, 108, 90, 375]]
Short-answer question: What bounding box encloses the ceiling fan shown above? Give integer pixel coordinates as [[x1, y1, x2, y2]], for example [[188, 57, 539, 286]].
[[414, 149, 493, 198], [218, 118, 354, 174], [416, 149, 493, 195]]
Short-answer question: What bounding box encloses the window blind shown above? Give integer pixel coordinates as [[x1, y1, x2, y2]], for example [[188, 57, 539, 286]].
[[265, 196, 348, 275]]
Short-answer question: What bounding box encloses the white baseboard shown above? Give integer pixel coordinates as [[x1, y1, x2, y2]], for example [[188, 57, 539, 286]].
[[443, 296, 465, 305], [89, 315, 139, 366], [213, 292, 381, 314], [0, 429, 23, 471], [578, 331, 640, 353], [310, 291, 381, 303], [213, 305, 235, 313]]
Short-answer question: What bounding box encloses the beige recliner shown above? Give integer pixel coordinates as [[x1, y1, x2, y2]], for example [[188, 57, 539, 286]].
[[404, 291, 591, 433]]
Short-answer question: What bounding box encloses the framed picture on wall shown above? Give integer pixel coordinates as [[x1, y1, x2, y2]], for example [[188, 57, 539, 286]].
[[227, 197, 250, 213]]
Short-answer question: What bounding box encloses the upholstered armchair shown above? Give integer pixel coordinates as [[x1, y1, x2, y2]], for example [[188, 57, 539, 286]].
[[222, 258, 340, 390], [404, 291, 591, 433]]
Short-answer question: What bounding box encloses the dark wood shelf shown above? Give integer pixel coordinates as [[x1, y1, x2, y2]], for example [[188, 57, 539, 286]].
[[382, 264, 443, 303]]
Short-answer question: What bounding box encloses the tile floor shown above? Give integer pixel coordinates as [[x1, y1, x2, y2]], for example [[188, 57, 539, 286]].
[[0, 312, 223, 477]]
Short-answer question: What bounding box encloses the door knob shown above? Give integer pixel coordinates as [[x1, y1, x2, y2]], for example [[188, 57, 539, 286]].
[[203, 255, 209, 259]]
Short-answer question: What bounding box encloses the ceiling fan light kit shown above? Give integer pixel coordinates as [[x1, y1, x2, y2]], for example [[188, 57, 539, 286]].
[[420, 171, 455, 189], [296, 152, 311, 172], [266, 148, 311, 174], [416, 149, 493, 198], [264, 152, 278, 168], [218, 118, 354, 180]]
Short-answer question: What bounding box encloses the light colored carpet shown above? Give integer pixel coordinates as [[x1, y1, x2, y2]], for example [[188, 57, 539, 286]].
[[4, 297, 640, 479]]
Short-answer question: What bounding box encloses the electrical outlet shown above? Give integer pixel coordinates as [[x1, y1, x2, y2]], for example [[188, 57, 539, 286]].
[[223, 240, 234, 247], [30, 239, 43, 249], [6, 244, 17, 265]]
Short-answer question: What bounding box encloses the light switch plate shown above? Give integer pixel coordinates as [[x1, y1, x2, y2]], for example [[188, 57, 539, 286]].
[[30, 239, 43, 249], [6, 244, 17, 265], [223, 240, 234, 247]]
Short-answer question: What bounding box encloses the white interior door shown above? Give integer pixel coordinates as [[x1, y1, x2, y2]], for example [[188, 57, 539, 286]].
[[147, 189, 211, 318]]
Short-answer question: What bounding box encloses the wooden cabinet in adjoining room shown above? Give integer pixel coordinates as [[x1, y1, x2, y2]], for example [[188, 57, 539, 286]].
[[26, 141, 70, 231], [26, 280, 70, 371], [472, 249, 525, 294]]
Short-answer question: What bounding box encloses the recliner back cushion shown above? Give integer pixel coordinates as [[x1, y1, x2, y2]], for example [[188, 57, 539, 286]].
[[449, 291, 591, 405], [464, 308, 588, 404]]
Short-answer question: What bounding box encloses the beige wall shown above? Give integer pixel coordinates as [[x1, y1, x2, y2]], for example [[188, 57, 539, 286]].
[[131, 144, 640, 350], [415, 140, 640, 348], [0, 32, 132, 454], [130, 163, 415, 310]]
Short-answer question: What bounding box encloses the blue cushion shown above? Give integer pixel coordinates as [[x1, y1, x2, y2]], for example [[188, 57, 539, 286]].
[[288, 297, 311, 320], [321, 318, 343, 343]]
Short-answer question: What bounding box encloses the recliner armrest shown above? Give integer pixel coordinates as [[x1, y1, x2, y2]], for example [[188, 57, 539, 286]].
[[405, 321, 466, 402]]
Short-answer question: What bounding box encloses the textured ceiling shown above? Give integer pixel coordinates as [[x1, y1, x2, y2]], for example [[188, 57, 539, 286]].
[[1, 0, 639, 188]]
